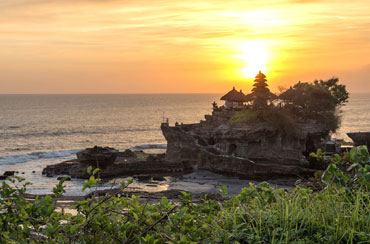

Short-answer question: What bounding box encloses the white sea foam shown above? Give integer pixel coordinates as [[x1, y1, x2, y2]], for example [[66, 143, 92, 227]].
[[132, 144, 167, 150], [0, 149, 80, 165]]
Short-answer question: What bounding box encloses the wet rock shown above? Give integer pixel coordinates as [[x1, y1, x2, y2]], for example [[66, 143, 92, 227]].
[[152, 176, 165, 181], [77, 146, 118, 169], [57, 175, 71, 181], [43, 160, 87, 178], [133, 174, 152, 181], [119, 149, 137, 158], [43, 157, 188, 179], [3, 171, 15, 176]]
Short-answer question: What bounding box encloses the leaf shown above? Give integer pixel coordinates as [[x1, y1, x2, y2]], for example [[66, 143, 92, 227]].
[[333, 154, 341, 163], [133, 212, 139, 221], [347, 163, 358, 172], [364, 172, 370, 182], [93, 168, 100, 176], [87, 166, 92, 175], [70, 224, 80, 234]]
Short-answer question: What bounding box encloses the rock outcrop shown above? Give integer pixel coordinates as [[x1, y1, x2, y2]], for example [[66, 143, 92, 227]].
[[161, 118, 328, 179], [42, 154, 188, 179], [76, 146, 118, 169], [347, 132, 370, 147]]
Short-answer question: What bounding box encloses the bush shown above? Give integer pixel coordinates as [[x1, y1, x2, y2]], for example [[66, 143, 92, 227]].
[[311, 145, 370, 190], [259, 108, 298, 137], [1, 152, 370, 243]]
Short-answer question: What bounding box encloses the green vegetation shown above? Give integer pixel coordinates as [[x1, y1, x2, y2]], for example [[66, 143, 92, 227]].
[[1, 147, 370, 243], [230, 78, 349, 134], [134, 151, 150, 159], [310, 145, 370, 190], [229, 110, 257, 123]]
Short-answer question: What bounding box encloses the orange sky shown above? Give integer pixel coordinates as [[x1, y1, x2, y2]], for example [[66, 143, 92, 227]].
[[1, 0, 370, 94]]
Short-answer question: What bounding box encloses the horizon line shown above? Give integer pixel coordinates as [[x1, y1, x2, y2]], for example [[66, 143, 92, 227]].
[[0, 91, 368, 96], [0, 92, 225, 95]]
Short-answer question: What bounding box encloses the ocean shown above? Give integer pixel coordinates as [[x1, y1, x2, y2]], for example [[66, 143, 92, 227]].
[[0, 93, 369, 195]]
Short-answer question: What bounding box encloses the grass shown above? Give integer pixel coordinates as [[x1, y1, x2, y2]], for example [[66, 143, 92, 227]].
[[209, 185, 370, 243], [229, 109, 257, 123], [1, 147, 370, 243]]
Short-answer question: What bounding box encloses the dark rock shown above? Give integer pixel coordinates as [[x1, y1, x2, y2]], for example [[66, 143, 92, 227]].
[[133, 174, 152, 181], [146, 154, 164, 162], [156, 153, 166, 159], [21, 172, 25, 174], [161, 118, 328, 179], [32, 171, 36, 173], [43, 160, 87, 178], [77, 146, 118, 169], [152, 176, 165, 181], [3, 171, 15, 176], [347, 132, 370, 147], [119, 149, 137, 158], [0, 175, 7, 180], [57, 175, 71, 181], [43, 158, 188, 179]]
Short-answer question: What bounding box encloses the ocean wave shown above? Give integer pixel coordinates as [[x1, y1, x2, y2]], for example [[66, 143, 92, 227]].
[[0, 149, 80, 165], [132, 144, 167, 150], [2, 127, 158, 140]]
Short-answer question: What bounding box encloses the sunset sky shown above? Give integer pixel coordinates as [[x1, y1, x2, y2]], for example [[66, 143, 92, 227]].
[[1, 0, 370, 94]]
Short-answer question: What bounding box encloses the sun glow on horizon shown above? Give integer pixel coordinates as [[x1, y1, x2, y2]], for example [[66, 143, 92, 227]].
[[0, 1, 369, 93], [237, 42, 269, 79]]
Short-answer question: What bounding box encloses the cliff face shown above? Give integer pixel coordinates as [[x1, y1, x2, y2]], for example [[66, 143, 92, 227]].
[[161, 119, 328, 179]]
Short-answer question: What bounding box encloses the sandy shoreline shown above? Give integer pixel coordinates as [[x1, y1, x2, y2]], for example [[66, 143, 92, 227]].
[[24, 170, 298, 209]]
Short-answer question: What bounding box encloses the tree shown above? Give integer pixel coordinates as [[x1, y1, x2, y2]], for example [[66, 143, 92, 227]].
[[288, 77, 349, 132], [292, 77, 349, 113], [313, 78, 349, 107]]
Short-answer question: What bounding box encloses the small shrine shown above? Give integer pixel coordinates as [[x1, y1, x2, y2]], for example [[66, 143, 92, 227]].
[[220, 87, 247, 109]]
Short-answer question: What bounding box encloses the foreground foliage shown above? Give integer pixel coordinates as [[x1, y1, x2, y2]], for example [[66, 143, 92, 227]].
[[1, 147, 370, 243]]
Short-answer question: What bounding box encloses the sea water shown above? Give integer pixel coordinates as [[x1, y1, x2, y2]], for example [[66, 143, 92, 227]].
[[0, 93, 369, 195]]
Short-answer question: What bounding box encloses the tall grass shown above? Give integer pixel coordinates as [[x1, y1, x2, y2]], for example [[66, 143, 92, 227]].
[[1, 150, 370, 243], [208, 185, 370, 243]]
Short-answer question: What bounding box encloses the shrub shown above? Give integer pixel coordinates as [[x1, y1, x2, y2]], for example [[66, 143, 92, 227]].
[[229, 109, 257, 123], [311, 145, 370, 190], [0, 151, 370, 243], [259, 108, 298, 137]]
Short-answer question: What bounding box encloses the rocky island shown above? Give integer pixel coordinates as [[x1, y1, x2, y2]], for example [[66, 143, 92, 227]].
[[161, 71, 348, 179], [43, 71, 349, 182]]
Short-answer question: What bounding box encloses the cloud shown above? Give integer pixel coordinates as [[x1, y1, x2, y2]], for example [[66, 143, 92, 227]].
[[1, 0, 370, 93]]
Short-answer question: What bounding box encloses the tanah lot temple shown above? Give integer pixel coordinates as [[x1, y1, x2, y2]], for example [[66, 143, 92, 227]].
[[161, 70, 331, 178], [209, 71, 279, 123], [219, 71, 277, 109]]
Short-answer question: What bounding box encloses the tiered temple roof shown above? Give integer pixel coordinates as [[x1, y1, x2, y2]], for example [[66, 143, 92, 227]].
[[246, 71, 277, 102], [219, 71, 277, 108]]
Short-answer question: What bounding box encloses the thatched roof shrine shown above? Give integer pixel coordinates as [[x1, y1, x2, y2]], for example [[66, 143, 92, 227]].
[[220, 87, 247, 102]]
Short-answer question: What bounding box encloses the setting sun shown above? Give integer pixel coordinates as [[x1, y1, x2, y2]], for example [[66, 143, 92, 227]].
[[237, 42, 269, 78]]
